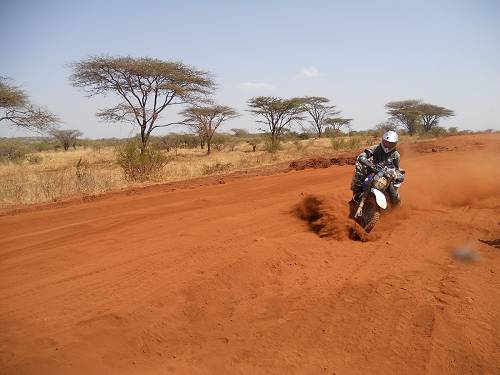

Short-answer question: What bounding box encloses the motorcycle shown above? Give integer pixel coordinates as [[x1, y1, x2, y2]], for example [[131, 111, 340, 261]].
[[350, 162, 405, 233]]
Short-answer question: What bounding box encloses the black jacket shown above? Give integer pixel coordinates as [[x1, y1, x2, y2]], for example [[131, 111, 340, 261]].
[[357, 144, 400, 169]]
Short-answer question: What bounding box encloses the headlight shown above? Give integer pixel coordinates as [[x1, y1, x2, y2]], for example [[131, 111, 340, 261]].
[[373, 175, 388, 189]]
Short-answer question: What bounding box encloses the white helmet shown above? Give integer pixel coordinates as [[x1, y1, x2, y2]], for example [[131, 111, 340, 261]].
[[381, 131, 398, 153]]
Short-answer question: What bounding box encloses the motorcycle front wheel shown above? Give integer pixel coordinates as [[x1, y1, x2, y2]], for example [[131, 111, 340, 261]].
[[361, 195, 380, 233]]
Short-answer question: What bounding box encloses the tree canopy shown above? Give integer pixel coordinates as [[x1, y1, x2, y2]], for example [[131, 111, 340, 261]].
[[51, 129, 83, 151], [386, 99, 455, 135], [385, 100, 422, 135], [373, 119, 399, 136], [417, 103, 455, 132], [230, 128, 249, 137], [69, 56, 215, 148], [247, 96, 305, 146], [301, 96, 339, 138], [0, 77, 59, 132], [325, 117, 353, 134], [180, 105, 238, 154]]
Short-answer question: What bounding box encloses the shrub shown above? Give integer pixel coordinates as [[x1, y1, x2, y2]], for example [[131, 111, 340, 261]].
[[75, 157, 91, 181], [160, 134, 181, 153], [283, 130, 310, 141], [297, 132, 311, 140], [211, 134, 230, 152], [36, 170, 68, 202], [330, 137, 361, 151], [226, 140, 238, 152], [91, 143, 102, 152], [293, 140, 309, 152], [202, 161, 233, 175], [116, 140, 168, 181], [323, 128, 343, 138], [264, 138, 280, 153], [36, 140, 56, 152], [330, 138, 344, 150], [429, 126, 447, 137], [346, 137, 361, 150], [0, 140, 29, 163], [246, 139, 259, 152], [26, 154, 43, 164]]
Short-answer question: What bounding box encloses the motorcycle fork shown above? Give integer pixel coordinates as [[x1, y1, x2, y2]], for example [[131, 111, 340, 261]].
[[354, 194, 366, 219]]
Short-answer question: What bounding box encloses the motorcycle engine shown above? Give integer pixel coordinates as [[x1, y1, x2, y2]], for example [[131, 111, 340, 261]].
[[373, 174, 389, 190]]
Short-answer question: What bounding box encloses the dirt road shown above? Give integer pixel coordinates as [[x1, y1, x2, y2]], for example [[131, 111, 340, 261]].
[[1, 134, 499, 374]]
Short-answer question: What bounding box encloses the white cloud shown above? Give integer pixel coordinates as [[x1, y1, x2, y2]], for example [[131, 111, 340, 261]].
[[301, 66, 320, 78], [240, 81, 274, 90]]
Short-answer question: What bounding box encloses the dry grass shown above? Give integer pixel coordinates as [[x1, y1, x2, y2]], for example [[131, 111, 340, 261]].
[[0, 136, 376, 207]]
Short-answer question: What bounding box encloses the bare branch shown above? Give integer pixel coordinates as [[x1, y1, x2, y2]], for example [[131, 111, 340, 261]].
[[247, 96, 305, 146], [180, 105, 239, 154], [0, 77, 59, 133], [301, 96, 340, 138], [69, 55, 216, 148]]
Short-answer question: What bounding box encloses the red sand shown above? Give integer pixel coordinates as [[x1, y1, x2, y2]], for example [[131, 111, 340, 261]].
[[1, 134, 499, 374]]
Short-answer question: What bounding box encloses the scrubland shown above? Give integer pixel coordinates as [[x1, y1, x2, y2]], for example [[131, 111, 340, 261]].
[[0, 132, 479, 208]]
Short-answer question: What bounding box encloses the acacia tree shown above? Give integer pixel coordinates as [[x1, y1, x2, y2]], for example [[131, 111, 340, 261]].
[[51, 129, 83, 151], [69, 56, 215, 150], [301, 96, 339, 138], [385, 100, 422, 135], [325, 117, 353, 135], [373, 119, 399, 135], [230, 128, 249, 137], [180, 105, 238, 155], [247, 96, 305, 148], [417, 103, 454, 132], [0, 77, 58, 132]]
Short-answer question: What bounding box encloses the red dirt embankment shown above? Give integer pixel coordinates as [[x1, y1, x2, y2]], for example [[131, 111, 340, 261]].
[[0, 134, 499, 375]]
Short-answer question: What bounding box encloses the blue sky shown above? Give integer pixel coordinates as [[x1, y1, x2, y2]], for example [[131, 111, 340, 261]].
[[1, 0, 499, 138]]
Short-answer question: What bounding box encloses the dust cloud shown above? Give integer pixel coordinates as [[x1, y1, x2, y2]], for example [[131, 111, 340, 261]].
[[404, 152, 500, 210], [296, 194, 378, 242]]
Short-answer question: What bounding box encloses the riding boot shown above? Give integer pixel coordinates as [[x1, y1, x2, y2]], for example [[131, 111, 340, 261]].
[[388, 184, 401, 208]]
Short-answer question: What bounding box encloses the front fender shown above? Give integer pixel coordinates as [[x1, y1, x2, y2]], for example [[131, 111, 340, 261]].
[[371, 188, 387, 209]]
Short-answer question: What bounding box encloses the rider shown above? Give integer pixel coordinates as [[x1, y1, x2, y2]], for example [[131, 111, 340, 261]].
[[350, 130, 404, 206]]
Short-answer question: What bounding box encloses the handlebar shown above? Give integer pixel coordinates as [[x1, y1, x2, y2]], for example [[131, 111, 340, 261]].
[[379, 166, 405, 182], [360, 159, 405, 182]]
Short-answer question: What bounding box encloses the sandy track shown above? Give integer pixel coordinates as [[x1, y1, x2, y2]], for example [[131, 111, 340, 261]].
[[1, 134, 499, 374]]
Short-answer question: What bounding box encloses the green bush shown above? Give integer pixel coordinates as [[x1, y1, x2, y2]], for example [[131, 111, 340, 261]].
[[323, 128, 343, 138], [429, 126, 447, 137], [283, 130, 310, 141], [36, 140, 56, 152], [116, 140, 168, 181], [211, 134, 231, 151], [0, 140, 29, 163]]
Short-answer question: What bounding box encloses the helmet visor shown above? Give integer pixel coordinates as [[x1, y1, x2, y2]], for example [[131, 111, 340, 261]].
[[382, 139, 397, 152]]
